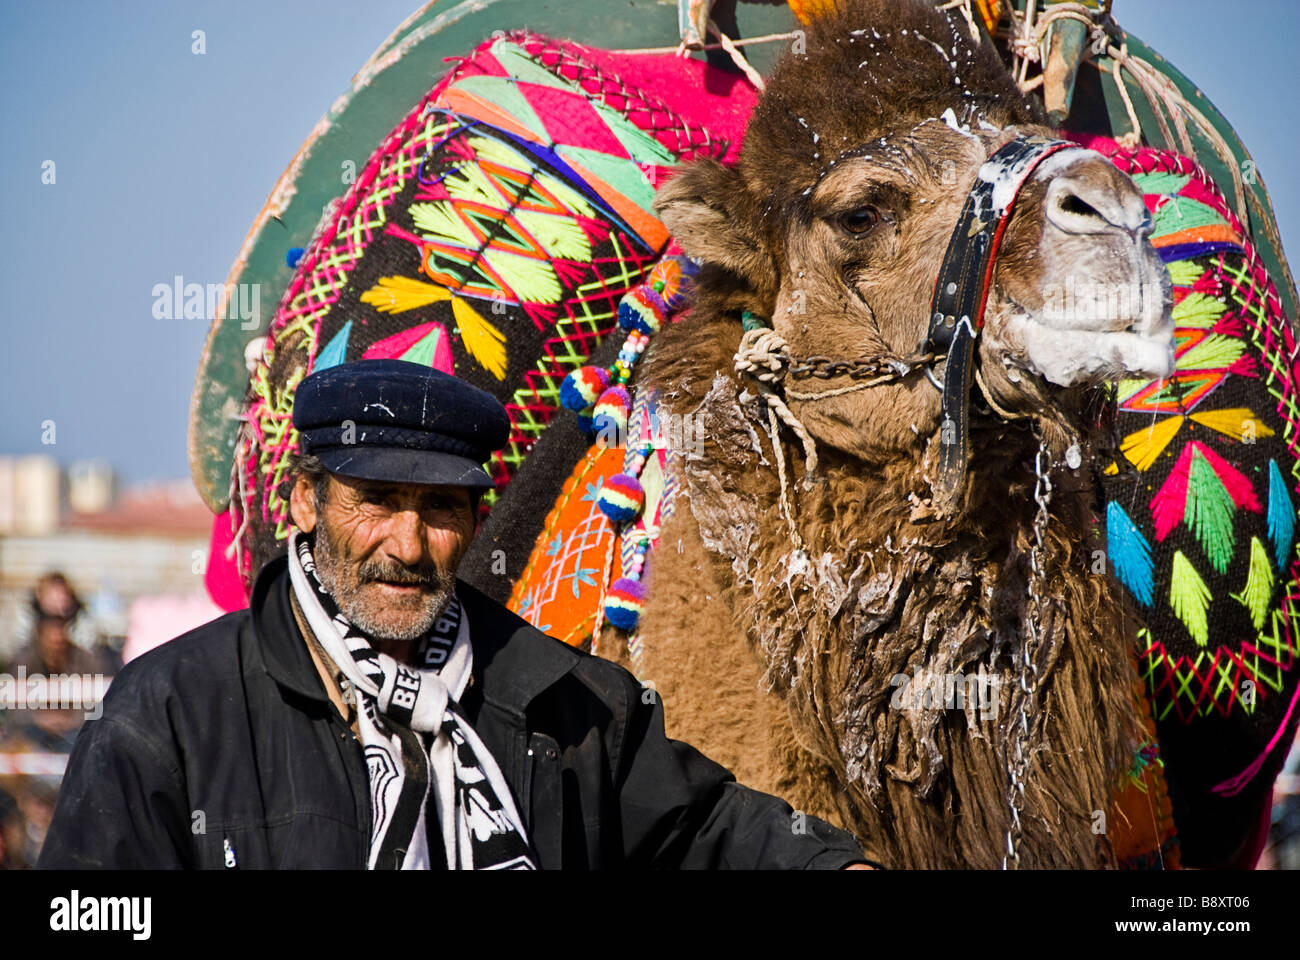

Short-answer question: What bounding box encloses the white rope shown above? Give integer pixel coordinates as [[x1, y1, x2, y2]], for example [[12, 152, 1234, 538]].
[[609, 31, 796, 56], [1108, 43, 1145, 150], [733, 327, 823, 551], [734, 327, 820, 474], [785, 376, 900, 401], [938, 0, 982, 43], [974, 365, 1032, 421], [707, 18, 767, 91], [1008, 2, 1105, 88], [767, 404, 804, 552], [1107, 43, 1248, 224], [228, 419, 252, 579], [1001, 1, 1249, 224]]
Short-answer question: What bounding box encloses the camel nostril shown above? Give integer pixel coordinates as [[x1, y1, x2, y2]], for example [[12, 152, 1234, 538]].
[[1044, 174, 1146, 236], [1057, 191, 1105, 223]]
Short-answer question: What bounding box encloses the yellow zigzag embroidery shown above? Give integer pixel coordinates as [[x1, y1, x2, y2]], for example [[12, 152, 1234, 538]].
[[360, 275, 452, 312], [361, 277, 507, 380], [1111, 409, 1275, 475], [1170, 550, 1212, 647], [1187, 408, 1274, 442], [451, 297, 507, 381]]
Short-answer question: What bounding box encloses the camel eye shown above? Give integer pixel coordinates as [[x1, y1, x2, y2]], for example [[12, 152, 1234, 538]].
[[840, 205, 882, 235]]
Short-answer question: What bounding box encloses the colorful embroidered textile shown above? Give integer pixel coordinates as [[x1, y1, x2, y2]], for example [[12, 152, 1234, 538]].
[[221, 32, 757, 593], [507, 446, 622, 646], [1079, 136, 1300, 805], [506, 383, 684, 653]]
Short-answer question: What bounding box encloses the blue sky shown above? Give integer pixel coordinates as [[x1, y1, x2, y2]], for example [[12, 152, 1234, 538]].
[[1, 0, 1295, 486]]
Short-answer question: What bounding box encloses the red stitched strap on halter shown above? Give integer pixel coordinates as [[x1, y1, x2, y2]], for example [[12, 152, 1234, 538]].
[[926, 136, 1081, 351], [975, 139, 1082, 329], [923, 136, 1083, 509]]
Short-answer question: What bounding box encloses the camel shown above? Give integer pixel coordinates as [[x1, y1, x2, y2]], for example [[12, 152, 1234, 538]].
[[613, 0, 1178, 869]]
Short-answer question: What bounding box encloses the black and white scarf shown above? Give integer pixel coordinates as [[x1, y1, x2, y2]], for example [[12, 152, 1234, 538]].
[[287, 531, 535, 870]]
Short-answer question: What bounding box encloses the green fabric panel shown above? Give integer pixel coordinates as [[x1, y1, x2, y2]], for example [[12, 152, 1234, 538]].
[[593, 101, 680, 167], [558, 144, 656, 212], [1153, 196, 1230, 237], [453, 75, 546, 136], [1133, 171, 1192, 196]]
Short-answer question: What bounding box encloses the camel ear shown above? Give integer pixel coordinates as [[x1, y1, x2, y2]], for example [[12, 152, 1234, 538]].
[[653, 158, 772, 291]]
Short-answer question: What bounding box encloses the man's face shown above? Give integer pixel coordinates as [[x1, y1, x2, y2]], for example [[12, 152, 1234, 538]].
[[290, 473, 477, 642]]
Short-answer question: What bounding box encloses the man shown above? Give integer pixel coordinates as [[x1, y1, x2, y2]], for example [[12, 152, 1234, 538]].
[[40, 359, 871, 869]]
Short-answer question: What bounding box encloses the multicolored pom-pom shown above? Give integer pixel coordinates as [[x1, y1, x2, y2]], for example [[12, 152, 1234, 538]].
[[557, 256, 702, 636], [603, 577, 647, 631], [617, 286, 668, 334], [560, 365, 610, 411], [592, 386, 631, 438], [596, 472, 645, 523], [648, 255, 696, 311]]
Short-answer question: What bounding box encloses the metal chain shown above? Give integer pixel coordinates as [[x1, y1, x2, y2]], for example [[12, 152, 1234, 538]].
[[787, 352, 943, 382], [1003, 438, 1053, 869]]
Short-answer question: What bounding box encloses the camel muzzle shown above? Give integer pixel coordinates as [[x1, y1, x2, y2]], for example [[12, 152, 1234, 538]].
[[921, 136, 1093, 512]]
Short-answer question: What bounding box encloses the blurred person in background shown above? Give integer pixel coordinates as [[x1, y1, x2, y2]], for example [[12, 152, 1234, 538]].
[[16, 780, 57, 868], [8, 614, 98, 677], [7, 573, 102, 671], [32, 573, 80, 622]]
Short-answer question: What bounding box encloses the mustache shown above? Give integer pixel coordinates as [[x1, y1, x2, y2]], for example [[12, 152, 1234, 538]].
[[357, 560, 446, 587]]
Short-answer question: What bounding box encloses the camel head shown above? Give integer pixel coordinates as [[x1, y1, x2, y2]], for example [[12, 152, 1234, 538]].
[[654, 0, 1174, 466]]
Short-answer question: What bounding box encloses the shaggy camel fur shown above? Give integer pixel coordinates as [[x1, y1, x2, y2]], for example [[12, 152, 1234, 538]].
[[604, 0, 1175, 869]]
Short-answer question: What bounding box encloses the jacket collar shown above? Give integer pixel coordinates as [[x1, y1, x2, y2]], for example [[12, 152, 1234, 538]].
[[252, 554, 329, 704], [251, 554, 579, 716]]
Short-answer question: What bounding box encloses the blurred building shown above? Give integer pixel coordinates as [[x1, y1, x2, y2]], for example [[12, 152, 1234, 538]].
[[0, 463, 215, 663], [66, 459, 116, 515], [0, 455, 61, 537]]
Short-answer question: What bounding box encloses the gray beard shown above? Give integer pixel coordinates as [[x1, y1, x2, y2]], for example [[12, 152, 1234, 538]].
[[311, 526, 456, 643]]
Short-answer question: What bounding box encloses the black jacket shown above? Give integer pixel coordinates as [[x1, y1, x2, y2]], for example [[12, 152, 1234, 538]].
[[39, 555, 867, 869]]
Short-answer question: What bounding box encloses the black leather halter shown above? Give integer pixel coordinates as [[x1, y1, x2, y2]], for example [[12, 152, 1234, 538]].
[[922, 135, 1082, 508]]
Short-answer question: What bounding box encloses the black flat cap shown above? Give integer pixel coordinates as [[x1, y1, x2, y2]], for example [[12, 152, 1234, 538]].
[[292, 359, 510, 489]]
